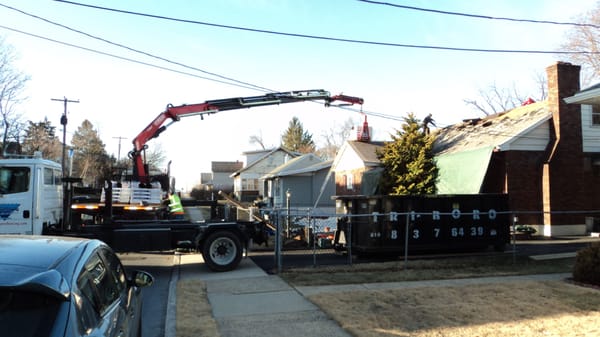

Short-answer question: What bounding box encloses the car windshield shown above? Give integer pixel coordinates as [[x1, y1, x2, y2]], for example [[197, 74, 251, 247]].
[[0, 289, 62, 337]]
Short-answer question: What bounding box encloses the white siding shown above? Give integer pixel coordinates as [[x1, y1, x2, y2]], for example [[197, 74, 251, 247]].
[[507, 121, 551, 151], [581, 104, 600, 152], [334, 144, 365, 171]]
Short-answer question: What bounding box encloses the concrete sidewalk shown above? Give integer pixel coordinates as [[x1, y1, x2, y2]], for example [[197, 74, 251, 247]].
[[168, 254, 352, 337], [166, 253, 574, 337]]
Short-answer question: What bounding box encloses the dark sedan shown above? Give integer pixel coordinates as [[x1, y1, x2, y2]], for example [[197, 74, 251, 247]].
[[0, 235, 153, 337]]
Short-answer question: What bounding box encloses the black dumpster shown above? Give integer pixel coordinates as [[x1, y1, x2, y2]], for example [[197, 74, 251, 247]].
[[333, 194, 510, 255]]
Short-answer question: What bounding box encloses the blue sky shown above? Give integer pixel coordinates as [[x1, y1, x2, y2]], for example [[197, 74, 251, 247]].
[[0, 0, 597, 189]]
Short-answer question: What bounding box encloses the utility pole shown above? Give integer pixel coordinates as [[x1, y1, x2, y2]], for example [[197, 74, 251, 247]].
[[113, 136, 127, 161], [52, 97, 79, 230], [52, 97, 79, 178]]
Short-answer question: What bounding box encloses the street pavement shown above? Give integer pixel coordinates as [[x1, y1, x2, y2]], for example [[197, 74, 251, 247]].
[[165, 236, 599, 337]]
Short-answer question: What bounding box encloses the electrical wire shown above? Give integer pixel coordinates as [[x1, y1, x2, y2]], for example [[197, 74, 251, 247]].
[[3, 17, 594, 139], [3, 2, 595, 135], [0, 2, 273, 93], [0, 3, 404, 123], [53, 0, 600, 55], [357, 0, 600, 29], [0, 24, 263, 92]]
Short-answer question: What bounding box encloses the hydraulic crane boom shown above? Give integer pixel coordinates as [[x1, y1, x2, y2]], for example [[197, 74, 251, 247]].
[[129, 89, 363, 185]]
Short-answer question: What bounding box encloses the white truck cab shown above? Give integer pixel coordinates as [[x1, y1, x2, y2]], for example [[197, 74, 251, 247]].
[[0, 156, 63, 235]]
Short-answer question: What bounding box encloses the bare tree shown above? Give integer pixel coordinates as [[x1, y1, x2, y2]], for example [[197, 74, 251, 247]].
[[560, 5, 600, 86], [248, 130, 266, 150], [317, 117, 356, 159], [0, 37, 29, 154], [144, 142, 167, 173], [464, 73, 547, 116]]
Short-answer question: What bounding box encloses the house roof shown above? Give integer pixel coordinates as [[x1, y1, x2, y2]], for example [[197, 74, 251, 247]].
[[433, 101, 551, 194], [564, 82, 600, 105], [262, 154, 331, 179], [346, 140, 385, 165], [433, 101, 551, 155], [232, 147, 299, 176], [211, 161, 243, 173]]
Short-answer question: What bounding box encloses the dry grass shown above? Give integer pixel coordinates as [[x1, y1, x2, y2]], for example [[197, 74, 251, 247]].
[[280, 254, 575, 286], [176, 280, 220, 337], [175, 255, 596, 337], [308, 281, 600, 337]]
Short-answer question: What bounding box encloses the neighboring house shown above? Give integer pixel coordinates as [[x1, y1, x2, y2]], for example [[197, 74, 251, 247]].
[[262, 153, 335, 213], [232, 147, 299, 202], [433, 62, 600, 236], [199, 161, 243, 194], [331, 140, 385, 196]]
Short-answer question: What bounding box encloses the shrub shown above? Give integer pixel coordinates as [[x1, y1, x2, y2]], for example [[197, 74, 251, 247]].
[[572, 242, 600, 286]]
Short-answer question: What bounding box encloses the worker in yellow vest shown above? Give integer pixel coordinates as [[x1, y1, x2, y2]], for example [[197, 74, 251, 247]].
[[168, 191, 184, 219]]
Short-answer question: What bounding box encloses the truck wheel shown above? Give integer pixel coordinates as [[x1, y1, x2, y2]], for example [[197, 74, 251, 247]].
[[202, 231, 242, 272]]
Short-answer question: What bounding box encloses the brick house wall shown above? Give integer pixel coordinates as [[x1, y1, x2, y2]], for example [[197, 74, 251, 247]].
[[335, 168, 367, 195], [483, 150, 546, 225]]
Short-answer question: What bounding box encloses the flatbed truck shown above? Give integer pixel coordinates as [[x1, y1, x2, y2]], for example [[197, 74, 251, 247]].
[[0, 90, 363, 271]]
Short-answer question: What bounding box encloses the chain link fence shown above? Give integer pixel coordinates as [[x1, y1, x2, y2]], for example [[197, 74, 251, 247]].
[[250, 205, 600, 274]]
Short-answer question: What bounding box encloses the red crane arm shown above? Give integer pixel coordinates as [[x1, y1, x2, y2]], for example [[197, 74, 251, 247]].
[[129, 89, 363, 184]]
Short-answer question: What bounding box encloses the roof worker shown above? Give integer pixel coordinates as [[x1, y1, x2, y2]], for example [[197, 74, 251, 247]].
[[422, 113, 436, 135], [168, 191, 185, 219]]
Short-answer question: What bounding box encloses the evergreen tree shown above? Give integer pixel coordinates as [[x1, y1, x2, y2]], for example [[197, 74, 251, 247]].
[[377, 113, 438, 195], [21, 118, 62, 161], [281, 116, 315, 153], [70, 120, 112, 186]]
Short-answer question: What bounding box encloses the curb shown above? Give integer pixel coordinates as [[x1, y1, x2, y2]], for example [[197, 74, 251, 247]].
[[164, 253, 181, 337]]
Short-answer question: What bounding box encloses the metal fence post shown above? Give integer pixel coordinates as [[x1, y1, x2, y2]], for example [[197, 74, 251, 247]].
[[274, 209, 282, 273], [347, 215, 353, 266], [309, 209, 317, 268], [404, 212, 410, 270]]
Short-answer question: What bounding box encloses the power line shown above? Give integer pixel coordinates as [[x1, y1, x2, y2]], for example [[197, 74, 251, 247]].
[[53, 0, 600, 55], [0, 2, 272, 93], [3, 2, 589, 129], [357, 0, 600, 29], [0, 5, 398, 122], [0, 23, 393, 123], [0, 24, 264, 92]]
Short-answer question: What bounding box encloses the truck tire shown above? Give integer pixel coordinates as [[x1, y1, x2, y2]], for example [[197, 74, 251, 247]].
[[202, 231, 243, 272]]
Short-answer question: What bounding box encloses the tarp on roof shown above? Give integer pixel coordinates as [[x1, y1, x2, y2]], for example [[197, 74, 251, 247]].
[[361, 167, 383, 195], [435, 146, 494, 194]]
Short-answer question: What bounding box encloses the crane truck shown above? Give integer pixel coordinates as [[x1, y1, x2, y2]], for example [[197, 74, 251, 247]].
[[0, 89, 363, 272]]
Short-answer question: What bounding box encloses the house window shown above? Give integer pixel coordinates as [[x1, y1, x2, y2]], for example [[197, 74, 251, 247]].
[[242, 178, 258, 190], [345, 174, 353, 190], [593, 105, 600, 126]]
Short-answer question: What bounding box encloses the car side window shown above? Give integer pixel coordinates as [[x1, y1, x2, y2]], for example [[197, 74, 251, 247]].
[[81, 252, 121, 314], [74, 276, 100, 333], [76, 261, 101, 332], [100, 248, 127, 293]]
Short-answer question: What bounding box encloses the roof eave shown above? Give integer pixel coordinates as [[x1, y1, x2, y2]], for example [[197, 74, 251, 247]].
[[565, 88, 600, 105]]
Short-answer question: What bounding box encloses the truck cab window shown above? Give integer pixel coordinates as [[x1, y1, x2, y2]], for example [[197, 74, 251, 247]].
[[44, 168, 53, 185], [0, 167, 30, 194]]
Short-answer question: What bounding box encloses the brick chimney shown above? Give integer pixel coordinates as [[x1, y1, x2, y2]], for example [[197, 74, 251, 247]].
[[542, 62, 584, 233], [546, 62, 582, 143]]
